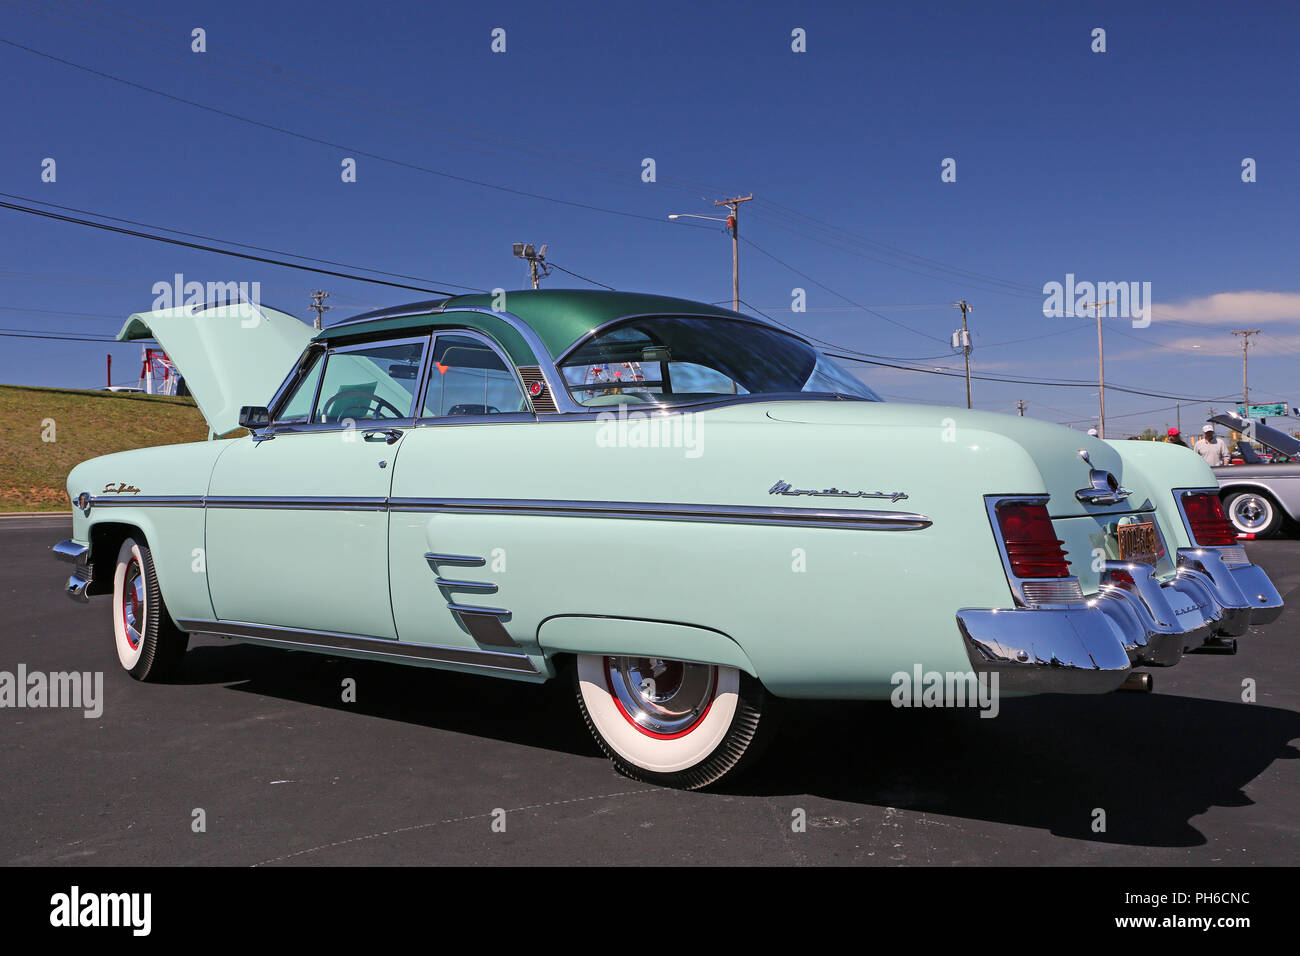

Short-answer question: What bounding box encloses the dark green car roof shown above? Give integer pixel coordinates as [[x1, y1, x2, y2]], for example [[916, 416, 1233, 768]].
[[316, 289, 744, 364]]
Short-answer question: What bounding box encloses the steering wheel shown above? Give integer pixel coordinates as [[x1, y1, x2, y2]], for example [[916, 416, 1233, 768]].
[[321, 389, 405, 422]]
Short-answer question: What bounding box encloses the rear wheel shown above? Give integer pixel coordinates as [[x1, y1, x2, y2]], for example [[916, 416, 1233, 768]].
[[1223, 490, 1281, 537], [112, 537, 188, 681], [574, 654, 775, 790]]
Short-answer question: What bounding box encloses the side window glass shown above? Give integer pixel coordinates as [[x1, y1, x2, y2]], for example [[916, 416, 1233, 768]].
[[275, 351, 324, 424], [422, 334, 528, 418], [314, 341, 426, 424]]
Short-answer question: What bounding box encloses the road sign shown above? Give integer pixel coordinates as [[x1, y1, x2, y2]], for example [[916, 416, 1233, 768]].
[[1237, 402, 1288, 418]]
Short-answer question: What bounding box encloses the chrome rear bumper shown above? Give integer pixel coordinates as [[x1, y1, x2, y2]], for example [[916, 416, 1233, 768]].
[[957, 548, 1284, 694]]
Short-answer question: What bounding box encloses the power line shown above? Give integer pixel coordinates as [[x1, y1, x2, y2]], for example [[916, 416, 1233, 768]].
[[0, 327, 120, 341], [17, 0, 740, 202], [0, 191, 481, 291], [0, 197, 455, 295], [822, 350, 1233, 402], [0, 37, 720, 233], [739, 237, 946, 343], [2, 25, 1283, 406], [736, 298, 1229, 401], [0, 304, 122, 319], [753, 197, 1042, 295], [746, 206, 1042, 299], [736, 299, 954, 362], [548, 262, 616, 290]]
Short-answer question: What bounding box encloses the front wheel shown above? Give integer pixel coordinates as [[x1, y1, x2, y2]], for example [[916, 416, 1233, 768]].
[[574, 654, 776, 790], [1223, 490, 1282, 537], [112, 537, 189, 681]]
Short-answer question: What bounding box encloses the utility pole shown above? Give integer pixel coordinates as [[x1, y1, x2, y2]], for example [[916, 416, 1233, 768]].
[[714, 195, 753, 311], [309, 290, 331, 330], [1016, 399, 1026, 417], [512, 243, 550, 289], [1231, 329, 1261, 411], [952, 300, 973, 409], [1080, 299, 1114, 438]]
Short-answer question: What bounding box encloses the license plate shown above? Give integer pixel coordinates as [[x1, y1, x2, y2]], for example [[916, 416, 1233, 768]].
[[1118, 520, 1160, 565]]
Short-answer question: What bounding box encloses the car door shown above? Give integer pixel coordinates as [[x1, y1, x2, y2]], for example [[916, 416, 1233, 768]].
[[387, 331, 538, 662], [206, 335, 431, 639]]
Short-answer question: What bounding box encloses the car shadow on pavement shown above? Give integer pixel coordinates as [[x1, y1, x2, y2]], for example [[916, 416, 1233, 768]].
[[728, 693, 1300, 848], [175, 639, 1298, 848], [177, 640, 597, 757]]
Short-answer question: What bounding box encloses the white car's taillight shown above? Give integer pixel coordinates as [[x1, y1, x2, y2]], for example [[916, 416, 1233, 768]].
[[1175, 489, 1249, 566]]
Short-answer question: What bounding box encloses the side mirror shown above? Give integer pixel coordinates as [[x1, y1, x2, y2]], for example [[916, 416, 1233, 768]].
[[238, 405, 271, 429]]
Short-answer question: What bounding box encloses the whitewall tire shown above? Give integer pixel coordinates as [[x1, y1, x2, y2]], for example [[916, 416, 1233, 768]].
[[112, 537, 188, 681], [574, 653, 775, 790], [1223, 490, 1281, 537]]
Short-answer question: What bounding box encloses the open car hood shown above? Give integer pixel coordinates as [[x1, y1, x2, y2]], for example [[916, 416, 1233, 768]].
[[118, 302, 314, 435], [1209, 411, 1300, 459]]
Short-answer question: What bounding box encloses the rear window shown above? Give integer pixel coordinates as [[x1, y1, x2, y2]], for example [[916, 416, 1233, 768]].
[[558, 315, 880, 407]]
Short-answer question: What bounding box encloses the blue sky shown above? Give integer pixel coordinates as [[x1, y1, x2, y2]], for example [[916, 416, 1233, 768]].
[[2, 0, 1298, 434]]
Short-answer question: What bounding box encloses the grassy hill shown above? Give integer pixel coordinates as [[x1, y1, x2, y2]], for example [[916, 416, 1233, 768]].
[[0, 385, 212, 511]]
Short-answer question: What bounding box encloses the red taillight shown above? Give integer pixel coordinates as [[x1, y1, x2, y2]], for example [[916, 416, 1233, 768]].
[[1105, 568, 1135, 587], [995, 500, 1072, 578], [1181, 491, 1237, 546]]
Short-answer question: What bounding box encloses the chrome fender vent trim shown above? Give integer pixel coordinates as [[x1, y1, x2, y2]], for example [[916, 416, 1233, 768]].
[[446, 604, 518, 648]]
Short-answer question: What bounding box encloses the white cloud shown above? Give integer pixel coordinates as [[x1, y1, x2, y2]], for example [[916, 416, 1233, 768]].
[[1152, 291, 1300, 325]]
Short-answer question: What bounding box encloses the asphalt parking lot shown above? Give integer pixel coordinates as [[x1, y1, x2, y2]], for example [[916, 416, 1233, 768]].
[[2, 513, 1297, 866]]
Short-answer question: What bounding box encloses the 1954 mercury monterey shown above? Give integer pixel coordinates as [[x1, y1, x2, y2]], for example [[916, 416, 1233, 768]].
[[53, 290, 1285, 789]]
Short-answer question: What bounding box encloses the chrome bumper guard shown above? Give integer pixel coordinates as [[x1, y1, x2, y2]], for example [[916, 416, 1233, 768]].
[[53, 539, 92, 603], [957, 548, 1283, 694]]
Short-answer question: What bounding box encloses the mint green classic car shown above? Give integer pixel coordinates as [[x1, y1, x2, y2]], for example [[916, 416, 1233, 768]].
[[54, 290, 1284, 789]]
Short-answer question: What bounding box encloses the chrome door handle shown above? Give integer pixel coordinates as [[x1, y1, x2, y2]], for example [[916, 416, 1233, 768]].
[[363, 428, 403, 444]]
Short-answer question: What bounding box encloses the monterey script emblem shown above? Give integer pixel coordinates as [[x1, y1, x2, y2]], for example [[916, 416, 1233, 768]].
[[101, 482, 141, 495], [768, 480, 909, 503]]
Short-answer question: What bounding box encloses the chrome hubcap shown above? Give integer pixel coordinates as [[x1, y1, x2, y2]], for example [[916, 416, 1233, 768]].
[[1231, 496, 1270, 531], [122, 558, 144, 650], [605, 657, 716, 736]]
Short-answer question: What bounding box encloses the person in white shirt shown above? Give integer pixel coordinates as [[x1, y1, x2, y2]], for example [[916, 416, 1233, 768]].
[[1194, 424, 1231, 466]]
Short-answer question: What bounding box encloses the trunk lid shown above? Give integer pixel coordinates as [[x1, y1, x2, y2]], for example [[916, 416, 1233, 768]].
[[763, 402, 1165, 518]]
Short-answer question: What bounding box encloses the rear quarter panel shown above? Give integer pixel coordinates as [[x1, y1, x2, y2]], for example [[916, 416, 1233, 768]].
[[391, 408, 1051, 697]]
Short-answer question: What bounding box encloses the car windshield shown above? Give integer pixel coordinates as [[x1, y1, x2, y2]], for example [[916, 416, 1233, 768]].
[[558, 315, 881, 407]]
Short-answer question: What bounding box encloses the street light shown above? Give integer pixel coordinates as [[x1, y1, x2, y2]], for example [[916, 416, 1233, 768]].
[[512, 242, 549, 289], [668, 195, 752, 312]]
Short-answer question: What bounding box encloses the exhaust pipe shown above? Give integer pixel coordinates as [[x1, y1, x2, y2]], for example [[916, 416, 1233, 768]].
[[1118, 671, 1153, 693], [1190, 636, 1239, 655]]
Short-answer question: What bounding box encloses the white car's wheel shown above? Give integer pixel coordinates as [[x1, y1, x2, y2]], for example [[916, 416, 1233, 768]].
[[1223, 490, 1281, 537], [574, 654, 775, 790], [112, 537, 188, 681]]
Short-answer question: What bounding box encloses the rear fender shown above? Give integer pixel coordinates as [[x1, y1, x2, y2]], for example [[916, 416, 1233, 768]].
[[537, 616, 757, 676]]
